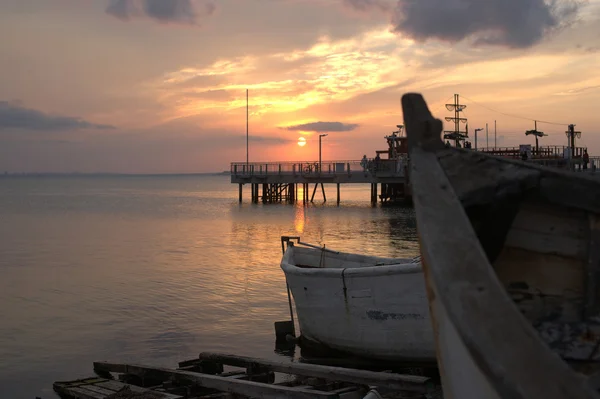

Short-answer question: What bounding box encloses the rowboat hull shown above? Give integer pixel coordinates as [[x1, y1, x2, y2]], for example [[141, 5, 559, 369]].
[[404, 92, 600, 398], [281, 244, 436, 362]]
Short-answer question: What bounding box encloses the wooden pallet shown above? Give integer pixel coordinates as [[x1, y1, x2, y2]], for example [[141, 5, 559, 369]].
[[84, 352, 436, 399], [53, 377, 183, 399]]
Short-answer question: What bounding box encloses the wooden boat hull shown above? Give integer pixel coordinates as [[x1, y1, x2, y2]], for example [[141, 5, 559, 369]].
[[403, 92, 600, 398], [281, 245, 436, 362]]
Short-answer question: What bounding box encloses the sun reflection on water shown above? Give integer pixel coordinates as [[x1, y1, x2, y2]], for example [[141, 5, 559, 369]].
[[294, 187, 306, 233]]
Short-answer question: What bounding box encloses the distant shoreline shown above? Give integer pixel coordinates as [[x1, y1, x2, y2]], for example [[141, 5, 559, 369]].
[[0, 171, 231, 177]]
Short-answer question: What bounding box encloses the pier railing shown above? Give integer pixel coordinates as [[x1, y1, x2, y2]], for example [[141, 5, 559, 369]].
[[231, 157, 408, 177], [475, 145, 600, 172], [528, 156, 600, 172], [477, 145, 587, 159]]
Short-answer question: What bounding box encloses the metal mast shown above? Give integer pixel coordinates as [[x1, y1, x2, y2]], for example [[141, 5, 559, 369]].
[[525, 120, 547, 155], [443, 94, 468, 147], [565, 124, 581, 157]]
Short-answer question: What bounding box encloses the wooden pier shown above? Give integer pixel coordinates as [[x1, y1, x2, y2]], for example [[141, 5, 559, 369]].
[[53, 352, 438, 399], [230, 159, 410, 205], [230, 125, 415, 205]]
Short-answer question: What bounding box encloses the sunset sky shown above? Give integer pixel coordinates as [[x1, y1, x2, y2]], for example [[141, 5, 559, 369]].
[[1, 0, 599, 173]]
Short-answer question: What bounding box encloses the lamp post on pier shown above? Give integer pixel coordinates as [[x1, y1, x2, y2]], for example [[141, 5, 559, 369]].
[[319, 134, 328, 174]]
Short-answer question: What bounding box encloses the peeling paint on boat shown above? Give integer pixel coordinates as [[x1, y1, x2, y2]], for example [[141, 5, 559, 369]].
[[366, 310, 426, 321]]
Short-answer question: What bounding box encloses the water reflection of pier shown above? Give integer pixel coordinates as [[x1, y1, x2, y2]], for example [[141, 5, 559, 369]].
[[230, 159, 410, 205]]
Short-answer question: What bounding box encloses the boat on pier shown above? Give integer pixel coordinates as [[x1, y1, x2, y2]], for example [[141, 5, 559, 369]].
[[403, 92, 600, 398], [279, 236, 436, 363]]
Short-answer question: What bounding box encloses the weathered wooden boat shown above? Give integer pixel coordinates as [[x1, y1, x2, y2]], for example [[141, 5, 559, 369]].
[[280, 236, 436, 363], [403, 92, 600, 398]]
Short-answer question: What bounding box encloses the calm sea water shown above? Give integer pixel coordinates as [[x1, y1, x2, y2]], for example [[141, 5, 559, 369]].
[[0, 174, 419, 398]]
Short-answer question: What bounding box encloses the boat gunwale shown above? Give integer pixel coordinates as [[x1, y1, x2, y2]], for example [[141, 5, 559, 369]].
[[280, 245, 422, 277]]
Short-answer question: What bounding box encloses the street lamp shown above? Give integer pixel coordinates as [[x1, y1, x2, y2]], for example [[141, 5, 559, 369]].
[[319, 134, 328, 173]]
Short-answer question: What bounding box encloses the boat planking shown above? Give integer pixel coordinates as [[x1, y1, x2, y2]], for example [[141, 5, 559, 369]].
[[403, 92, 600, 398]]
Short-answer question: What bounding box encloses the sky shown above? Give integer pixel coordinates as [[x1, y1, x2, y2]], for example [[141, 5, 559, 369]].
[[0, 0, 599, 173]]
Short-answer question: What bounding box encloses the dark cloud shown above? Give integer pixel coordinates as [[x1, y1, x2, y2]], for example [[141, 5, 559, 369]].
[[106, 0, 216, 25], [282, 121, 360, 132], [345, 0, 580, 48], [0, 101, 115, 131]]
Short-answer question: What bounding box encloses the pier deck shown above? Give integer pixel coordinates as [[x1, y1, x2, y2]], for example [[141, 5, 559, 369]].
[[230, 160, 407, 184], [230, 160, 410, 204]]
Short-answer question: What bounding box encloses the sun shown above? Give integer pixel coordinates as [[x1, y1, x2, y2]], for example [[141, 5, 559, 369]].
[[297, 137, 306, 147]]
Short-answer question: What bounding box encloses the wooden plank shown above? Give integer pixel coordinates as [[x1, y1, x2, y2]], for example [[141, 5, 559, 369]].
[[503, 200, 588, 259], [58, 386, 106, 399], [402, 92, 598, 399], [79, 384, 115, 396], [197, 352, 431, 392], [586, 214, 600, 318], [540, 176, 600, 215], [55, 378, 183, 399], [511, 201, 588, 238], [54, 378, 109, 389], [494, 247, 583, 323], [504, 228, 586, 259], [95, 380, 148, 392], [94, 362, 338, 399], [93, 380, 182, 398]]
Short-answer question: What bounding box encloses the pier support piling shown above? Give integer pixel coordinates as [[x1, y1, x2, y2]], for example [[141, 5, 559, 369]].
[[370, 183, 378, 205], [310, 183, 326, 202]]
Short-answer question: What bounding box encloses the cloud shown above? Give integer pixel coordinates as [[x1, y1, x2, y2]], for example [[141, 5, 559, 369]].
[[346, 0, 581, 48], [153, 28, 412, 120], [553, 85, 600, 96], [342, 0, 391, 12], [185, 89, 234, 101], [281, 121, 360, 132], [106, 0, 216, 25], [0, 101, 115, 131]]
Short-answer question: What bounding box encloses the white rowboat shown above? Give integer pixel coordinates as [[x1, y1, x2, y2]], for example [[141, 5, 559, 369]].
[[280, 237, 436, 363]]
